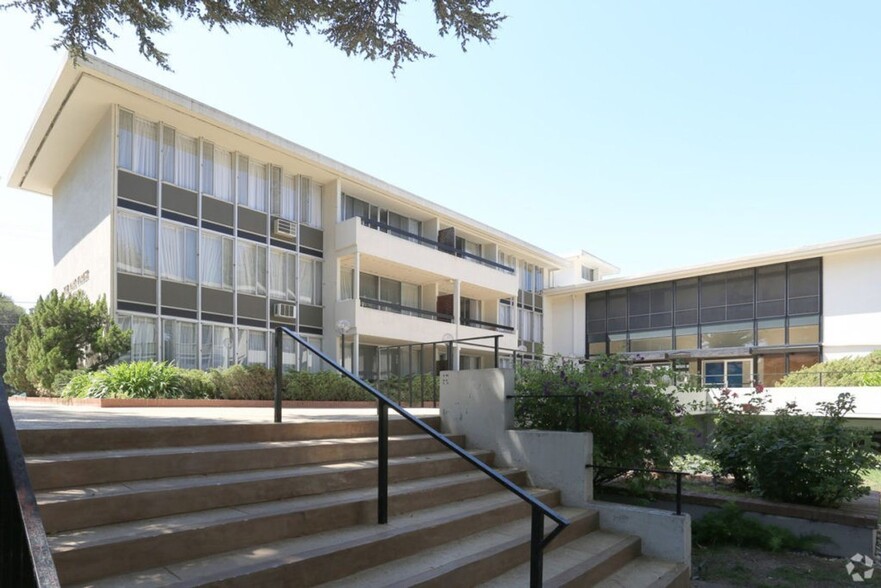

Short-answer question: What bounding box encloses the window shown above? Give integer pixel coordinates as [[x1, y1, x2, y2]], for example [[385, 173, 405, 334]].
[[161, 222, 198, 284], [499, 300, 513, 327], [788, 259, 820, 315], [340, 268, 355, 300], [237, 155, 267, 212], [270, 249, 297, 301], [520, 309, 532, 342], [299, 257, 322, 305], [702, 359, 752, 388], [756, 264, 786, 318], [236, 242, 267, 295], [236, 328, 267, 366], [297, 335, 323, 373], [202, 143, 234, 202], [117, 212, 157, 276], [300, 177, 323, 228], [270, 169, 298, 221], [757, 318, 785, 346], [270, 332, 298, 371], [581, 266, 596, 281], [789, 315, 820, 344], [118, 110, 158, 178], [201, 232, 233, 290], [700, 322, 753, 349], [201, 324, 233, 369], [534, 267, 544, 292], [629, 329, 672, 352], [674, 279, 698, 326], [162, 319, 197, 369], [360, 273, 378, 300], [342, 194, 377, 222], [457, 237, 482, 259], [380, 277, 402, 305], [161, 126, 198, 191], [519, 262, 533, 291], [533, 312, 543, 343], [117, 314, 157, 362]]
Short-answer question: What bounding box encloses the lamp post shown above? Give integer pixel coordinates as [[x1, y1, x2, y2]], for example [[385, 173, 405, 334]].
[[514, 344, 527, 368], [336, 319, 353, 371]]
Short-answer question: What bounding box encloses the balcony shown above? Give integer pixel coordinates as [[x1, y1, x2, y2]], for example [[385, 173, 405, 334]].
[[334, 217, 519, 297]]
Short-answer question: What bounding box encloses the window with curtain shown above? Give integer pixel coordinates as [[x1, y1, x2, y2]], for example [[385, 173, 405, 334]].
[[499, 301, 513, 327], [162, 319, 197, 369], [201, 232, 233, 289], [271, 171, 298, 221], [118, 110, 158, 178], [270, 249, 296, 301], [117, 314, 158, 362], [270, 333, 298, 371], [161, 222, 198, 283], [161, 126, 198, 191], [299, 257, 322, 305], [533, 312, 543, 343], [520, 309, 532, 342], [236, 241, 267, 295], [237, 156, 267, 212], [117, 212, 157, 275], [202, 143, 234, 202], [300, 177, 323, 228], [340, 268, 354, 300], [401, 283, 420, 313], [236, 328, 268, 366], [201, 324, 233, 369]]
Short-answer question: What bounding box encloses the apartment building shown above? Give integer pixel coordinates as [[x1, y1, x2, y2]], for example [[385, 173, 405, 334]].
[[9, 57, 606, 379], [544, 235, 881, 387]]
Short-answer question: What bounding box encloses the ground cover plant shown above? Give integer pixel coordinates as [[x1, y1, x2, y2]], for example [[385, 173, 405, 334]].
[[514, 355, 695, 484]]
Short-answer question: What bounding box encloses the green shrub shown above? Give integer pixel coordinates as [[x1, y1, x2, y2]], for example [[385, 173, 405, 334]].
[[693, 503, 826, 552], [51, 369, 86, 397], [284, 370, 371, 401], [779, 351, 881, 387], [515, 355, 693, 484], [211, 364, 276, 400], [177, 369, 220, 399], [709, 390, 879, 506], [61, 361, 183, 399], [375, 374, 439, 405]]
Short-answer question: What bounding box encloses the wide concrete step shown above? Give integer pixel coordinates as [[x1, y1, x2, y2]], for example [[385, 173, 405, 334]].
[[318, 506, 598, 587], [52, 468, 527, 586], [79, 488, 561, 587], [19, 416, 441, 454], [594, 557, 691, 588], [480, 530, 642, 587], [28, 433, 462, 490], [38, 449, 495, 533]]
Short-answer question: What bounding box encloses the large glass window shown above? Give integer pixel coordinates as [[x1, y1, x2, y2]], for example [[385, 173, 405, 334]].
[[117, 314, 157, 362], [756, 318, 785, 346], [201, 232, 233, 290], [162, 319, 197, 369], [161, 222, 198, 284], [202, 143, 234, 202], [674, 327, 698, 350], [587, 293, 607, 337], [703, 359, 752, 388], [340, 268, 355, 300], [607, 291, 627, 332], [299, 257, 322, 305], [300, 177, 323, 228], [629, 329, 672, 352], [201, 324, 233, 369], [270, 249, 297, 301], [674, 278, 698, 326], [270, 171, 298, 222], [519, 309, 532, 341], [117, 212, 157, 276], [789, 315, 820, 344], [788, 259, 820, 315], [118, 110, 158, 178], [756, 264, 786, 318], [237, 328, 267, 366], [237, 155, 268, 212], [499, 301, 513, 327], [700, 322, 753, 349], [236, 242, 267, 295], [161, 126, 198, 191]]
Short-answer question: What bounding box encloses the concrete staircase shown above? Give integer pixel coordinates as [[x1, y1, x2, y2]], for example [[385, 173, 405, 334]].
[[18, 417, 689, 587]]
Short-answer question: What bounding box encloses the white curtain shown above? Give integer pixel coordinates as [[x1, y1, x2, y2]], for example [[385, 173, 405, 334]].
[[237, 242, 256, 294], [179, 322, 197, 369], [202, 143, 214, 195], [176, 134, 198, 191], [300, 178, 323, 228], [499, 302, 512, 327], [285, 254, 296, 300], [161, 223, 184, 281], [202, 233, 223, 288], [118, 110, 133, 170], [249, 331, 267, 365], [143, 218, 157, 275], [520, 309, 531, 341], [270, 250, 285, 299], [533, 313, 543, 343], [133, 117, 158, 178], [340, 268, 354, 300], [248, 161, 267, 211], [117, 213, 142, 273], [281, 174, 297, 221], [402, 283, 419, 312], [214, 147, 233, 202], [236, 329, 249, 364]]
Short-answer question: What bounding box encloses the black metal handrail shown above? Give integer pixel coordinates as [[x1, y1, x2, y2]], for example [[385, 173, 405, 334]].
[[274, 326, 568, 586], [1, 396, 60, 587], [360, 297, 453, 322], [360, 217, 516, 274], [460, 317, 515, 333], [586, 464, 685, 516]]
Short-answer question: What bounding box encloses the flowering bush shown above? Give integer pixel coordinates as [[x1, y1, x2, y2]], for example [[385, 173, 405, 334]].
[[514, 355, 694, 484], [709, 389, 878, 506]]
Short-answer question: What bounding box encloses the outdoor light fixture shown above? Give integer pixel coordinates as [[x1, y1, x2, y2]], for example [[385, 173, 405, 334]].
[[336, 320, 354, 371]]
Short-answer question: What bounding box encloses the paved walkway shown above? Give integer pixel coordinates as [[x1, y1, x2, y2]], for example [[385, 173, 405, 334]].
[[9, 403, 440, 430]]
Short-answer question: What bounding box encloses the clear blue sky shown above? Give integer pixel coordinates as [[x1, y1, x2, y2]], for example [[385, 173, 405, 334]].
[[2, 1, 879, 309]]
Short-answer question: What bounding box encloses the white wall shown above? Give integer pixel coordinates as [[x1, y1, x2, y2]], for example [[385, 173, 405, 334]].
[[823, 246, 881, 360], [52, 108, 114, 303], [543, 293, 583, 358]]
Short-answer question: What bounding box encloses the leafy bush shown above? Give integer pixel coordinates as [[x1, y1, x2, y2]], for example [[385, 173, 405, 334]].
[[515, 355, 693, 484], [177, 369, 220, 399], [670, 453, 721, 477], [693, 503, 826, 552], [779, 351, 881, 387], [212, 365, 275, 400], [63, 361, 183, 399], [376, 374, 439, 405], [285, 370, 372, 401], [709, 390, 879, 506]]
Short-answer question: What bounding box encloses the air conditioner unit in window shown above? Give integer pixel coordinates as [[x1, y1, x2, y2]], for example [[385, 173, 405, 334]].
[[273, 303, 296, 319], [272, 218, 297, 241]]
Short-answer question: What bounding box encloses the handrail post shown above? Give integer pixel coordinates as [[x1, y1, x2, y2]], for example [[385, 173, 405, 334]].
[[574, 395, 581, 432], [378, 400, 389, 524], [274, 327, 283, 424], [494, 336, 499, 368], [676, 472, 683, 515], [530, 505, 543, 588]]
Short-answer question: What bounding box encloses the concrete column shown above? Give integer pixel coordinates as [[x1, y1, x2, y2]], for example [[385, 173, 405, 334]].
[[353, 252, 360, 300]]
